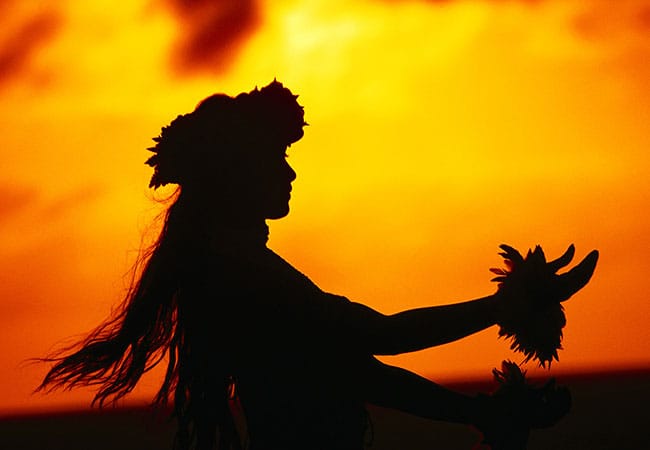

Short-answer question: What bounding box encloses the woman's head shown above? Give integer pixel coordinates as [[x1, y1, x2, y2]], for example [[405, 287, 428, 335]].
[[146, 80, 306, 223]]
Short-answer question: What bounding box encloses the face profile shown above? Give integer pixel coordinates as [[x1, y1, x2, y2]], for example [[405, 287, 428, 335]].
[[256, 150, 296, 220], [203, 140, 298, 226]]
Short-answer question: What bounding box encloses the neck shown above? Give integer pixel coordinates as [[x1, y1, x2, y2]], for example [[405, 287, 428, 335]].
[[209, 220, 270, 256], [209, 194, 268, 229]]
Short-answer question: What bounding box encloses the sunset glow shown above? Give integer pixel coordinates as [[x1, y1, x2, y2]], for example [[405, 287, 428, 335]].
[[1, 0, 649, 414]]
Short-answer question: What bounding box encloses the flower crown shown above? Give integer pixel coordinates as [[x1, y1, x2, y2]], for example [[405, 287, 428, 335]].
[[146, 80, 307, 189]]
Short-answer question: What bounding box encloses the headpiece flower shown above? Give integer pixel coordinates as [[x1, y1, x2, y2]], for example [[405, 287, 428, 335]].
[[145, 80, 307, 189]]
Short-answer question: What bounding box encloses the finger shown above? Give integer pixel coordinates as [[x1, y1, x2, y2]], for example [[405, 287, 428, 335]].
[[529, 245, 547, 265], [547, 244, 575, 273], [499, 244, 525, 264], [557, 250, 599, 302]]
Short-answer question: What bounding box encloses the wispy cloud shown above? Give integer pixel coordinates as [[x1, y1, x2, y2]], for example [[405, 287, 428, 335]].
[[571, 1, 650, 41], [0, 8, 62, 88], [0, 184, 38, 224], [39, 184, 105, 222]]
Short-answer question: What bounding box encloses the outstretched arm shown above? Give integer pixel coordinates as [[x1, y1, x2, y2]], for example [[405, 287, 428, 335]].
[[339, 244, 597, 357], [346, 294, 502, 356], [359, 357, 569, 449], [360, 356, 482, 424]]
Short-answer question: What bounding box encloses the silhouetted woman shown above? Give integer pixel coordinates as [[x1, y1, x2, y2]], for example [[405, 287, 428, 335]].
[[37, 80, 598, 450]]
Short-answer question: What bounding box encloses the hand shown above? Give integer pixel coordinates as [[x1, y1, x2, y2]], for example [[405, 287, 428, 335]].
[[472, 361, 571, 450], [490, 244, 599, 366], [493, 244, 599, 305]]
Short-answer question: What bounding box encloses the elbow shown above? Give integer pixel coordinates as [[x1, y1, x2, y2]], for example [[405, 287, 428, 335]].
[[343, 303, 407, 356], [365, 314, 404, 356]]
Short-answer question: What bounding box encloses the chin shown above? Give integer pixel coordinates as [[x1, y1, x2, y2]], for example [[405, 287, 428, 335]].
[[266, 205, 290, 220]]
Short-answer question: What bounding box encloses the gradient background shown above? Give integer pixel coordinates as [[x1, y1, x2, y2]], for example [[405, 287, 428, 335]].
[[1, 0, 648, 416]]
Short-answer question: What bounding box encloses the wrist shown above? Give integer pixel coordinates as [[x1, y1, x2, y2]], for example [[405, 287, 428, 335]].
[[489, 291, 506, 325]]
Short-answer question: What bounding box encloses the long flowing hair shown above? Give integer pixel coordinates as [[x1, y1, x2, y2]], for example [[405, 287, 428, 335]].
[[36, 189, 239, 450], [36, 80, 306, 450]]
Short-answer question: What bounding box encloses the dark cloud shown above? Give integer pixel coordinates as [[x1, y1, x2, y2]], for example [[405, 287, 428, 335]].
[[160, 0, 650, 76], [163, 0, 261, 75], [0, 10, 62, 87]]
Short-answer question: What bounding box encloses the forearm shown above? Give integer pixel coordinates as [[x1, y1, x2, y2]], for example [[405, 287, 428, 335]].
[[368, 294, 502, 355], [362, 357, 482, 425]]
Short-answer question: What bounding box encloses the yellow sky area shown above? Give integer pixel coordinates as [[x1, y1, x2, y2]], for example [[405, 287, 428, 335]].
[[1, 0, 649, 414]]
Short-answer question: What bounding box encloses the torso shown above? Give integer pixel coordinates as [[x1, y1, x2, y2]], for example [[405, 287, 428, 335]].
[[203, 242, 370, 450]]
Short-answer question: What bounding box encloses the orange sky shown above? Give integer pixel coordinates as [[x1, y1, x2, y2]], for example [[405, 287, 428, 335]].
[[1, 0, 649, 415]]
